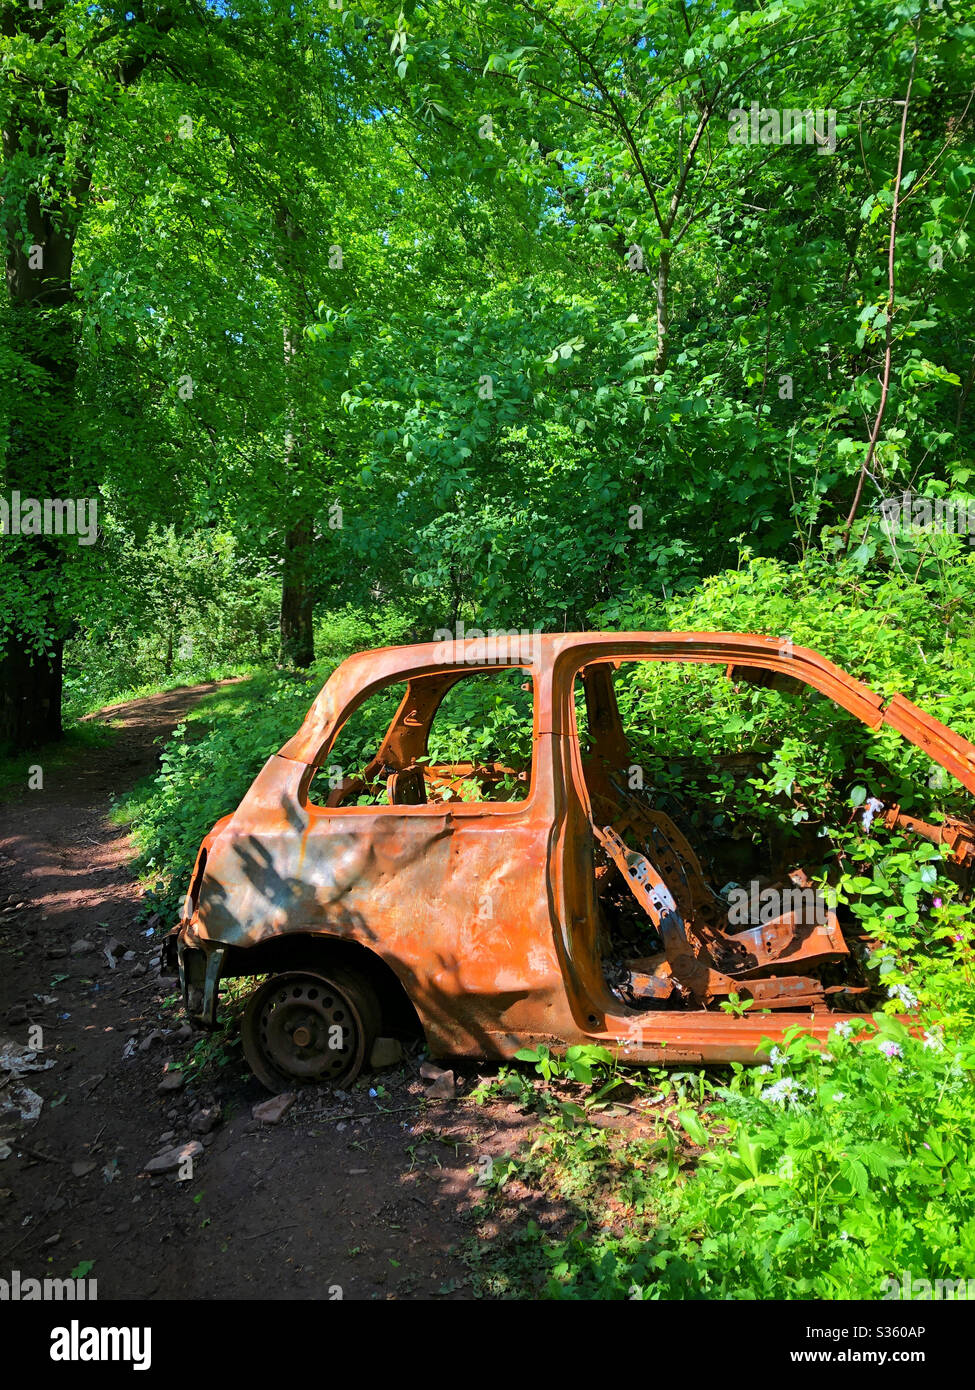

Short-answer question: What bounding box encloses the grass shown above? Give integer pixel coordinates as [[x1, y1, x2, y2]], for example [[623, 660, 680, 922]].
[[64, 660, 257, 722], [0, 720, 116, 801], [0, 664, 258, 801]]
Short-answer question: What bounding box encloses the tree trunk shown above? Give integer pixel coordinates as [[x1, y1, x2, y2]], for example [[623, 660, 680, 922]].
[[654, 248, 671, 376], [1, 4, 180, 750], [0, 633, 64, 754], [278, 273, 316, 669], [1, 2, 86, 751], [280, 517, 315, 669]]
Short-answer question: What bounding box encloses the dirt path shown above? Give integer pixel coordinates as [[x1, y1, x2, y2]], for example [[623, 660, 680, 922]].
[[0, 683, 527, 1300]]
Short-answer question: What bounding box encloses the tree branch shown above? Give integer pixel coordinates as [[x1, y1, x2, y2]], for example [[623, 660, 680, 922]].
[[839, 33, 920, 553]]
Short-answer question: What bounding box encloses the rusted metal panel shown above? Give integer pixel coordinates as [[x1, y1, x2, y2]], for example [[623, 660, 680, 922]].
[[880, 804, 975, 863], [173, 632, 975, 1075]]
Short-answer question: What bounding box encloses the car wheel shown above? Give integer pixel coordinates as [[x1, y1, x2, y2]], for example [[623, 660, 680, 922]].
[[241, 967, 380, 1093]]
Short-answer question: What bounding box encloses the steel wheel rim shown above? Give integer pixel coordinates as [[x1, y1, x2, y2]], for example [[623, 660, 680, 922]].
[[251, 973, 364, 1086]]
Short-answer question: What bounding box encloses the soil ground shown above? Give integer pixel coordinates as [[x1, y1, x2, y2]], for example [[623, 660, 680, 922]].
[[0, 683, 538, 1301]]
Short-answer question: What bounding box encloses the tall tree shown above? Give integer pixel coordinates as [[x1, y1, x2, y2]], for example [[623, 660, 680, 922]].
[[1, 1, 188, 748]]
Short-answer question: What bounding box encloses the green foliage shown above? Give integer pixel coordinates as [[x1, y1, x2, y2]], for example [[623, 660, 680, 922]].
[[63, 524, 279, 717], [596, 549, 975, 863], [9, 0, 975, 720], [471, 829, 975, 1300], [515, 1043, 616, 1086]]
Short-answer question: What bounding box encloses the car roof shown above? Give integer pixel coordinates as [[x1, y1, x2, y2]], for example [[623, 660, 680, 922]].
[[278, 632, 879, 765]]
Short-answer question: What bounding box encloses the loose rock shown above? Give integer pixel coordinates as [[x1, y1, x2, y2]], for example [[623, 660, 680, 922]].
[[189, 1105, 221, 1135], [142, 1140, 203, 1176], [371, 1036, 405, 1068], [252, 1092, 296, 1125], [424, 1070, 456, 1101]]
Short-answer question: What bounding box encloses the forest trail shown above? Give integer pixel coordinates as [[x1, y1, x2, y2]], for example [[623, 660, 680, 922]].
[[0, 683, 522, 1300]]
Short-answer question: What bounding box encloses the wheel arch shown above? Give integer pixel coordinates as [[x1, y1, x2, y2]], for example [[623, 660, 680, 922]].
[[221, 932, 424, 1042]]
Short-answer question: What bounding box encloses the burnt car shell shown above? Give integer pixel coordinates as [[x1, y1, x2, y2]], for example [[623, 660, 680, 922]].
[[169, 632, 975, 1086]]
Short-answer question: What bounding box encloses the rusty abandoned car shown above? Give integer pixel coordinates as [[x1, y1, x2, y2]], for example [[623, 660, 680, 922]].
[[166, 633, 975, 1091]]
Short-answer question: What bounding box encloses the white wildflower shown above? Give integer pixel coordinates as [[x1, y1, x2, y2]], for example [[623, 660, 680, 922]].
[[887, 982, 919, 1010], [762, 1077, 814, 1108]]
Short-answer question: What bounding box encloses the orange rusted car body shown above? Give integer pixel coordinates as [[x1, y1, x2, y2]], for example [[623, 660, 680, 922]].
[[171, 633, 975, 1067]]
